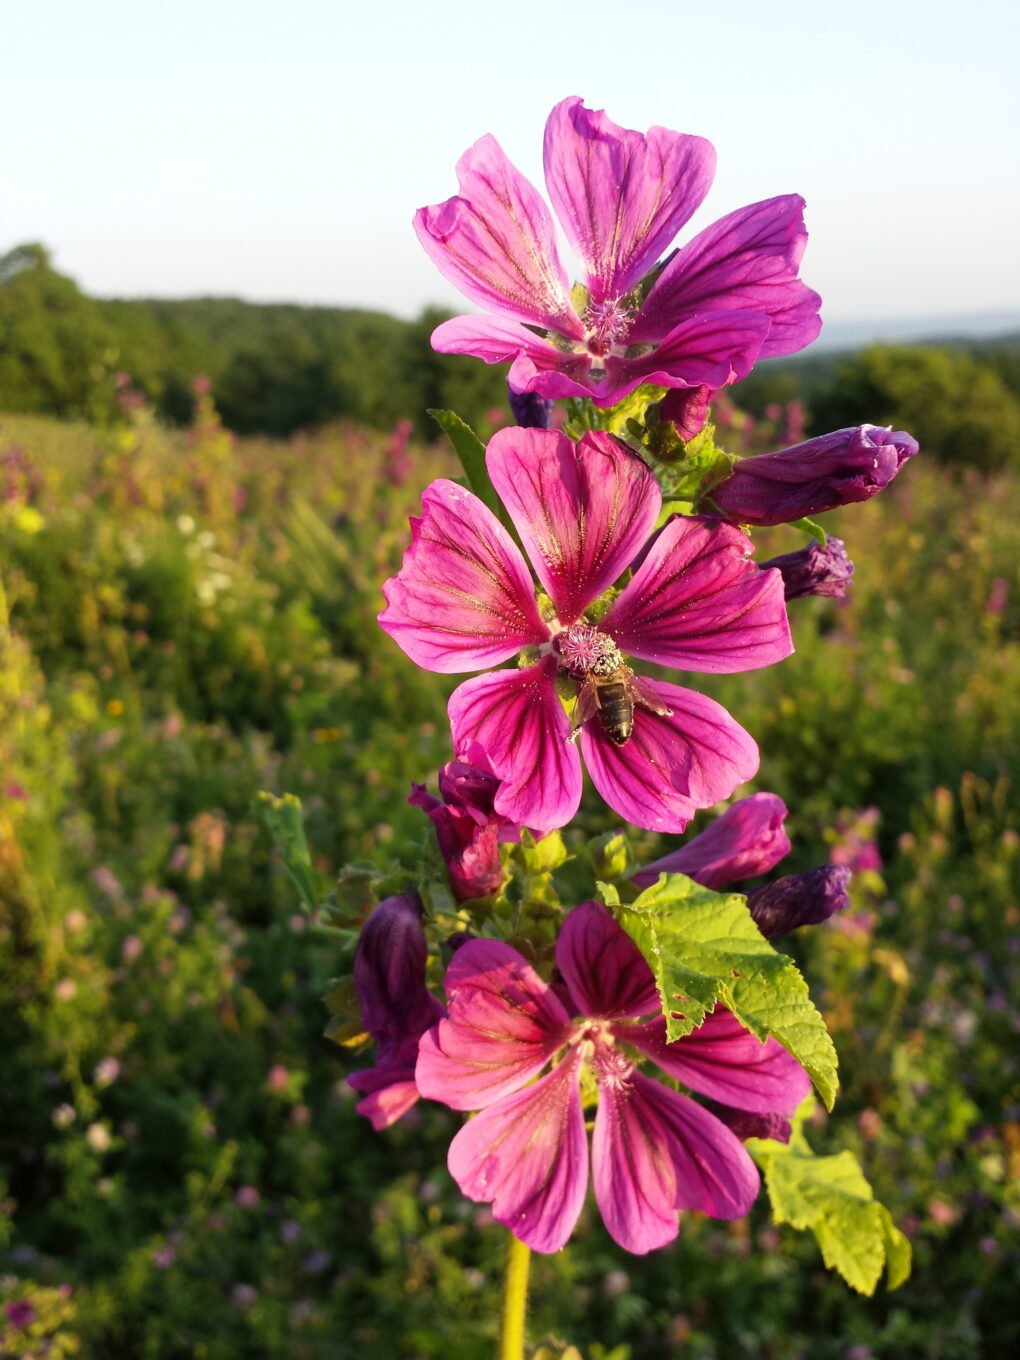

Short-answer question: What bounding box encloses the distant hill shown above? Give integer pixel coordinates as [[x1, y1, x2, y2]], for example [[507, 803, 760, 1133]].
[[812, 311, 1020, 352]]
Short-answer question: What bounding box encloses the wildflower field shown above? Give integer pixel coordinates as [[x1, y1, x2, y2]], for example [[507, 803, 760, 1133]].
[[1, 383, 1017, 1359]]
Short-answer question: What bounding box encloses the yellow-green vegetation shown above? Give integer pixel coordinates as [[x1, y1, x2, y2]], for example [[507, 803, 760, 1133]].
[[1, 392, 1018, 1358]]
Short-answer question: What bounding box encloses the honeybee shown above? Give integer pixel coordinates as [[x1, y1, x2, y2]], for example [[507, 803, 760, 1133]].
[[572, 664, 673, 747]]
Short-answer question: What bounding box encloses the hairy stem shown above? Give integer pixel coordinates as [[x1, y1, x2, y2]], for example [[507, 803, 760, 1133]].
[[498, 1230, 531, 1360]]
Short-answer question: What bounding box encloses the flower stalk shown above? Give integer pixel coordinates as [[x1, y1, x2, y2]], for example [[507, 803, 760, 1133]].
[[498, 1231, 531, 1360]]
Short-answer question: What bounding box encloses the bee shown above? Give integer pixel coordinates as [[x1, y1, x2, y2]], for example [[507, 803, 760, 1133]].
[[572, 664, 673, 747]]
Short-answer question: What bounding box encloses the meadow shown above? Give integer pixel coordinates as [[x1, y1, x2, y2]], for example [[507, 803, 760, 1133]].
[[1, 384, 1018, 1359]]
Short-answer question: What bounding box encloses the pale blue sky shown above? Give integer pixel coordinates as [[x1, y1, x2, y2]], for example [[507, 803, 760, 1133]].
[[3, 0, 1019, 327]]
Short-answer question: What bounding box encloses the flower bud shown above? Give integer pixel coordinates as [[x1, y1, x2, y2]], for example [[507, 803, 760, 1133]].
[[760, 536, 854, 600], [508, 383, 552, 429], [747, 866, 851, 938], [634, 793, 791, 890], [348, 893, 442, 1130], [660, 384, 713, 442], [410, 758, 512, 901], [706, 1104, 793, 1144], [712, 425, 919, 526]]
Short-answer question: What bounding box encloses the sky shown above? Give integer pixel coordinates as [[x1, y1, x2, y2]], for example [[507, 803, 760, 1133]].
[[4, 0, 1020, 331]]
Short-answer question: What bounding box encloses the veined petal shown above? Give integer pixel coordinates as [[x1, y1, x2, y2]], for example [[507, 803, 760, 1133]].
[[631, 195, 821, 356], [486, 429, 661, 624], [347, 1068, 421, 1132], [543, 97, 716, 302], [580, 681, 759, 833], [448, 660, 583, 832], [379, 479, 547, 673], [556, 903, 660, 1020], [430, 314, 588, 382], [601, 516, 793, 672], [605, 309, 771, 395], [592, 1070, 678, 1254], [625, 1008, 812, 1114], [414, 134, 581, 337], [447, 1049, 588, 1254], [416, 939, 572, 1112], [594, 1073, 760, 1252], [633, 793, 791, 889]]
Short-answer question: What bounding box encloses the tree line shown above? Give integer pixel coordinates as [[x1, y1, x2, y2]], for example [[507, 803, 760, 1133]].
[[3, 243, 1020, 470]]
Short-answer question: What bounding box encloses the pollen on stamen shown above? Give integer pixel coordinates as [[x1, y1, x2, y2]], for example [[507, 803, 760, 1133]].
[[583, 298, 635, 357], [553, 624, 623, 679]]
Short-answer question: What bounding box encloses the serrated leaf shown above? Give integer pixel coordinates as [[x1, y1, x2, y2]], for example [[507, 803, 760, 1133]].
[[749, 1113, 912, 1294], [428, 409, 507, 528], [788, 515, 828, 546], [256, 792, 319, 912], [617, 873, 839, 1109]]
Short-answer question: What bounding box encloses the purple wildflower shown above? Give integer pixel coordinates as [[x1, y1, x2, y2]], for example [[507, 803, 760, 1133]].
[[380, 429, 792, 833], [417, 903, 809, 1254], [415, 98, 820, 407]]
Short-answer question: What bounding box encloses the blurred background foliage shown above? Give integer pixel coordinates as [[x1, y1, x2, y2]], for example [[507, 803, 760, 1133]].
[[1, 260, 1019, 1358]]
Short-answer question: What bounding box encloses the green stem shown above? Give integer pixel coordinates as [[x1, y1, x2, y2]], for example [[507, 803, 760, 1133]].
[[498, 1230, 531, 1360]]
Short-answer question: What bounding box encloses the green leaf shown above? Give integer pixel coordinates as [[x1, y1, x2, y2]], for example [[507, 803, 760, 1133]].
[[585, 831, 635, 883], [788, 515, 828, 546], [617, 873, 839, 1109], [428, 409, 504, 524], [256, 792, 319, 912], [749, 1109, 912, 1294]]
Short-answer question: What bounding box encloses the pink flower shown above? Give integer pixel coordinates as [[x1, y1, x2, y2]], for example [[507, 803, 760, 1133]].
[[415, 97, 820, 408], [380, 430, 791, 833], [417, 903, 809, 1254], [348, 894, 444, 1131], [635, 793, 850, 938]]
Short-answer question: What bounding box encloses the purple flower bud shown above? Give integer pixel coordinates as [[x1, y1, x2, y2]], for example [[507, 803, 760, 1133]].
[[713, 425, 919, 526], [508, 383, 552, 429], [348, 894, 442, 1131], [747, 866, 852, 938], [660, 384, 713, 442], [706, 1103, 792, 1144], [760, 537, 854, 600], [634, 793, 791, 890], [409, 757, 512, 902]]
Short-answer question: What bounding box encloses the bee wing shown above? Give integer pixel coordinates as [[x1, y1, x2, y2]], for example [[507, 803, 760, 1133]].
[[572, 676, 602, 730], [629, 673, 673, 717]]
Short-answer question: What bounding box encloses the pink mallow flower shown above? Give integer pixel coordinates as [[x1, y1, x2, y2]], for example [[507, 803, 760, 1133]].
[[417, 903, 809, 1255], [380, 429, 792, 833], [415, 97, 820, 408], [348, 894, 444, 1131], [635, 792, 851, 940]]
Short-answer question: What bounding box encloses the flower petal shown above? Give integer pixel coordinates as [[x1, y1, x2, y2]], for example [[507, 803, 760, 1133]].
[[347, 1068, 421, 1132], [605, 309, 771, 397], [601, 516, 793, 672], [414, 134, 581, 337], [555, 903, 659, 1020], [416, 939, 572, 1112], [543, 97, 716, 302], [631, 195, 821, 356], [580, 681, 759, 833], [486, 429, 661, 624], [626, 1008, 812, 1114], [593, 1072, 760, 1253], [379, 479, 547, 673], [633, 793, 791, 890], [430, 314, 595, 396], [448, 660, 582, 832], [447, 1049, 588, 1254]]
